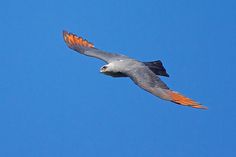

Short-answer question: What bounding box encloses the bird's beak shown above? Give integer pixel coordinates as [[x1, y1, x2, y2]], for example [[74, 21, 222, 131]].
[[100, 68, 104, 73], [100, 65, 107, 73]]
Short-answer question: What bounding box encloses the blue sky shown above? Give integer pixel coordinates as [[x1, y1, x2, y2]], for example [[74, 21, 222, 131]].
[[0, 0, 236, 156]]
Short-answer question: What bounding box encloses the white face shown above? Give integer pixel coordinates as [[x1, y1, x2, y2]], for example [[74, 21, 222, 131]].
[[100, 62, 117, 73], [100, 65, 109, 73]]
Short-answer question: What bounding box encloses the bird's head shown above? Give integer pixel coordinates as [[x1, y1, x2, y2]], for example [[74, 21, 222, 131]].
[[100, 64, 110, 73], [100, 63, 116, 74]]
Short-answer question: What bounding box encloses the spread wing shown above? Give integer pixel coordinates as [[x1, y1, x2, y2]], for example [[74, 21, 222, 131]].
[[63, 31, 128, 63], [125, 64, 207, 109], [126, 64, 170, 95]]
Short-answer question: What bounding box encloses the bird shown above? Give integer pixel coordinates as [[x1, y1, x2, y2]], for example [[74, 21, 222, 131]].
[[63, 30, 207, 109]]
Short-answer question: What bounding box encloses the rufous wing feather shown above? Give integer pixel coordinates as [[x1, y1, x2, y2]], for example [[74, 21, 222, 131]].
[[168, 90, 207, 109], [63, 31, 94, 48]]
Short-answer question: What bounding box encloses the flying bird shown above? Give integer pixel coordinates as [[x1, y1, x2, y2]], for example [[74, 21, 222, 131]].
[[63, 31, 207, 109]]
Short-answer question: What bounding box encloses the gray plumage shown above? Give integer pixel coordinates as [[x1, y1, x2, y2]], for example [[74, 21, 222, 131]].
[[63, 31, 207, 109]]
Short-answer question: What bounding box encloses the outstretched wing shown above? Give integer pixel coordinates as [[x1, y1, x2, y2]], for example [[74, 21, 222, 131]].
[[63, 31, 128, 63], [126, 64, 170, 96], [125, 64, 207, 109]]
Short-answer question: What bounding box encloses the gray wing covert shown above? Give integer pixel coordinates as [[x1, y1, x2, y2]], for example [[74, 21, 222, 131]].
[[125, 62, 207, 109], [125, 64, 172, 100], [63, 31, 128, 63]]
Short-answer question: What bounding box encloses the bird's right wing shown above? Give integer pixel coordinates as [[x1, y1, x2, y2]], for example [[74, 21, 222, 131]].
[[63, 31, 128, 63], [125, 64, 171, 95], [125, 64, 207, 109]]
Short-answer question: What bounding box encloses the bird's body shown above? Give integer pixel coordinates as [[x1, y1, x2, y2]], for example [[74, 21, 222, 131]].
[[101, 59, 142, 77], [63, 31, 207, 109]]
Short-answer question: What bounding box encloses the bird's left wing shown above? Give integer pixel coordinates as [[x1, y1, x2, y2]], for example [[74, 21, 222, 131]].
[[63, 31, 128, 63]]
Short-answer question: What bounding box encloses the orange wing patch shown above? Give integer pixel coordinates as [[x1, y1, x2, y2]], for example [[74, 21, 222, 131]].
[[169, 91, 207, 109], [63, 31, 94, 48]]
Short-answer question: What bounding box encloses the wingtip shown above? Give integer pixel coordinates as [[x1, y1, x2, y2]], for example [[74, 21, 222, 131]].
[[62, 30, 67, 34], [62, 30, 94, 48], [169, 91, 207, 110], [62, 30, 69, 36], [197, 105, 208, 110], [190, 103, 208, 110], [62, 30, 69, 43]]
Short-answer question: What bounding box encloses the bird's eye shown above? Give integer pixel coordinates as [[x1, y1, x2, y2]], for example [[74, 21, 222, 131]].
[[102, 66, 107, 70]]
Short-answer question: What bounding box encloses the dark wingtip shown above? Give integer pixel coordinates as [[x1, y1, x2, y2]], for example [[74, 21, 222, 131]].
[[62, 30, 68, 36], [62, 30, 67, 34], [62, 30, 68, 42]]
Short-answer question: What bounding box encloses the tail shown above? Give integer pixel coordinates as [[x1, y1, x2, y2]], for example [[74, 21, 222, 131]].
[[168, 90, 207, 109], [144, 60, 169, 77]]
